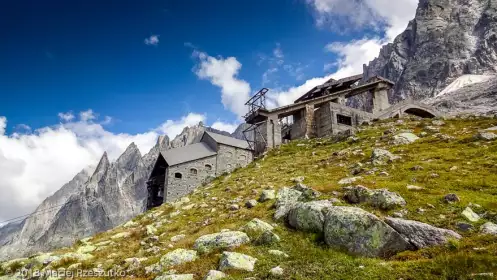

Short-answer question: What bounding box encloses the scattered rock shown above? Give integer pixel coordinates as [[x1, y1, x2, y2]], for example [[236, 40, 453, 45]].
[[111, 232, 131, 240], [432, 120, 445, 126], [160, 249, 198, 268], [385, 217, 461, 249], [371, 149, 401, 166], [456, 222, 473, 232], [268, 250, 289, 258], [378, 171, 390, 176], [170, 234, 186, 243], [480, 222, 497, 235], [291, 176, 305, 183], [245, 200, 258, 208], [219, 252, 257, 272], [444, 193, 460, 204], [229, 204, 240, 211], [259, 190, 276, 202], [77, 245, 96, 254], [323, 207, 411, 257], [293, 183, 321, 199], [287, 201, 333, 233], [392, 133, 419, 145], [462, 207, 480, 222], [475, 131, 497, 141], [274, 187, 303, 220], [145, 263, 162, 274], [270, 266, 284, 276], [240, 218, 279, 245], [424, 126, 440, 133], [410, 165, 424, 171], [344, 186, 406, 210], [193, 231, 250, 254], [203, 270, 227, 280], [155, 274, 194, 280], [146, 225, 158, 236], [406, 185, 424, 191], [338, 177, 362, 185], [123, 220, 139, 228], [449, 166, 458, 171]]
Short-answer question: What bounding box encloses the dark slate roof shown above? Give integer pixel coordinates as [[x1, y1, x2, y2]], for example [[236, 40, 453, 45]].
[[203, 131, 252, 150], [161, 142, 217, 166]]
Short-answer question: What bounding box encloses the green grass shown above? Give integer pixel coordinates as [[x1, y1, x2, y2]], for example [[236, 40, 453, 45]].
[[2, 116, 497, 280]]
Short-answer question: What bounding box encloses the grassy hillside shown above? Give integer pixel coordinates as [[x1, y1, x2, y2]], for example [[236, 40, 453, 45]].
[[1, 116, 497, 280]]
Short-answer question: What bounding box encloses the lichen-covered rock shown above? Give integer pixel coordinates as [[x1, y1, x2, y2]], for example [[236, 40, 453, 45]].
[[344, 186, 406, 210], [343, 185, 373, 204], [56, 252, 94, 262], [123, 220, 139, 228], [369, 189, 406, 210], [33, 253, 60, 266], [170, 234, 186, 243], [203, 270, 227, 280], [268, 250, 289, 258], [462, 207, 480, 222], [219, 252, 257, 272], [480, 222, 497, 235], [155, 274, 194, 280], [259, 190, 276, 202], [293, 183, 321, 199], [338, 177, 362, 185], [323, 207, 412, 257], [193, 231, 250, 254], [392, 133, 419, 145], [475, 131, 497, 141], [274, 187, 303, 220], [245, 199, 258, 208], [371, 149, 400, 165], [385, 217, 462, 249], [287, 201, 333, 233], [270, 266, 284, 276], [111, 232, 131, 240], [160, 249, 198, 267], [77, 245, 96, 254], [240, 218, 273, 237], [255, 230, 280, 245]]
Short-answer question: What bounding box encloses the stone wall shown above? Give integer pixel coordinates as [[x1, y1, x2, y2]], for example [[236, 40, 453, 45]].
[[216, 144, 253, 174], [165, 156, 217, 202]]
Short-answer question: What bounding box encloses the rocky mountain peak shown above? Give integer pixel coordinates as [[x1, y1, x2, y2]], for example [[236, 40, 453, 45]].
[[363, 0, 497, 101], [89, 152, 110, 183]]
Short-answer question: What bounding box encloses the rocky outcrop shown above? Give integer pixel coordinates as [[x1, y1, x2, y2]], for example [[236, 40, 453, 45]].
[[193, 231, 250, 254], [323, 207, 412, 257], [287, 201, 333, 233], [218, 252, 257, 272], [363, 0, 497, 104], [385, 217, 462, 249]]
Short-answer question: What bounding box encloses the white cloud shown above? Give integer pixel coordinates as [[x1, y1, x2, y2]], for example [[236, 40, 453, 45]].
[[325, 38, 385, 77], [79, 109, 97, 122], [193, 51, 251, 118], [0, 110, 235, 222], [267, 75, 333, 108], [144, 35, 160, 46], [211, 121, 239, 133], [0, 116, 6, 135], [58, 112, 75, 122], [273, 43, 284, 59], [307, 0, 417, 41], [156, 113, 206, 138]]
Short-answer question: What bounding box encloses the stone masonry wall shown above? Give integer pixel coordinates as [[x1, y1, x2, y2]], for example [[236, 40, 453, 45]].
[[165, 156, 217, 202], [216, 144, 253, 174]]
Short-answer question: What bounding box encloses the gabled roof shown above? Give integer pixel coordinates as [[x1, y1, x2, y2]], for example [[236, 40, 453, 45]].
[[161, 142, 217, 166], [294, 74, 364, 103], [202, 131, 251, 150]]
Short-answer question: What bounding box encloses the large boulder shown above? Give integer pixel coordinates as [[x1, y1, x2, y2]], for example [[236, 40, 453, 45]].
[[193, 231, 250, 254], [274, 187, 303, 220], [203, 270, 227, 280], [287, 201, 333, 233], [392, 133, 420, 145], [384, 218, 461, 249], [293, 183, 321, 199], [343, 185, 373, 204], [160, 249, 198, 268], [239, 218, 278, 245], [323, 207, 412, 257], [218, 252, 257, 272]]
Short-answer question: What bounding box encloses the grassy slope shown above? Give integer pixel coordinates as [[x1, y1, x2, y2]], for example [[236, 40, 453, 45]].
[[2, 116, 497, 280]]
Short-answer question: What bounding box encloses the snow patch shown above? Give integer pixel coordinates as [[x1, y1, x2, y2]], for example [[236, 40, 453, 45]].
[[437, 75, 495, 97]]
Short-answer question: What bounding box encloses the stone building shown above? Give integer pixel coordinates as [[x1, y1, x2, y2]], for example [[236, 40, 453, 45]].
[[146, 131, 253, 209]]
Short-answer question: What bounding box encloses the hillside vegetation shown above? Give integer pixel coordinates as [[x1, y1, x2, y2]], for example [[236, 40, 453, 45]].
[[1, 116, 497, 280]]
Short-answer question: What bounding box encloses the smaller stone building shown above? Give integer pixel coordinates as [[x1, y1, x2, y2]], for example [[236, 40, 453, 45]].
[[146, 131, 253, 209]]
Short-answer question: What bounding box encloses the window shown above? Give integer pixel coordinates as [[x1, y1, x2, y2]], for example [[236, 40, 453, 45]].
[[337, 114, 352, 126], [174, 173, 182, 179], [239, 155, 247, 161], [205, 164, 212, 171], [190, 168, 198, 175]]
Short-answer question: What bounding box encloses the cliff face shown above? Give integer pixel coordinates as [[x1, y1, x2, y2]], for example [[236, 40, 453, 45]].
[[363, 0, 497, 101]]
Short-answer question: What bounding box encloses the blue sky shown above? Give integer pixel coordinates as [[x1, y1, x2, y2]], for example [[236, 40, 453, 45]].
[[0, 0, 419, 220], [1, 0, 374, 135]]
